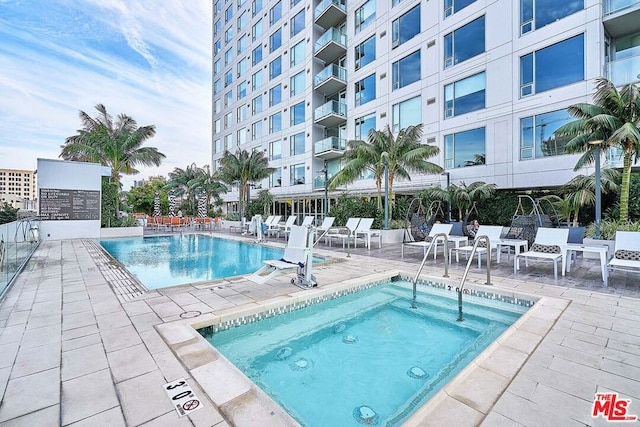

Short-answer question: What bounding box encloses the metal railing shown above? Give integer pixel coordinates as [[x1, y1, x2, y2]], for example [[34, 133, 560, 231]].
[[456, 235, 492, 321], [314, 28, 347, 53], [605, 0, 640, 15], [0, 216, 41, 298], [411, 233, 449, 309], [314, 63, 347, 87], [314, 100, 347, 121]]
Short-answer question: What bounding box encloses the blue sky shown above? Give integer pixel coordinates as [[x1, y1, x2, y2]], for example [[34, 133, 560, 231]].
[[0, 0, 212, 189]]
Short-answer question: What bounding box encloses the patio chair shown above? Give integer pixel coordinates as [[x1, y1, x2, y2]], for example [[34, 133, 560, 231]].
[[351, 218, 380, 250], [247, 225, 313, 284], [607, 231, 640, 279], [514, 227, 569, 280], [450, 225, 503, 268], [277, 215, 298, 238], [301, 216, 315, 227], [265, 215, 282, 237], [326, 217, 361, 247], [401, 223, 453, 259], [314, 216, 335, 241]]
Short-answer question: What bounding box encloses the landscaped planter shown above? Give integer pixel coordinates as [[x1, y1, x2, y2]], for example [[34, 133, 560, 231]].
[[100, 226, 143, 238], [582, 238, 615, 259], [378, 229, 405, 244]]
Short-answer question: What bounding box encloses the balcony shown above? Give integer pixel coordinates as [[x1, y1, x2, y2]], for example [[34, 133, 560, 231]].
[[314, 137, 346, 159], [313, 176, 327, 190], [314, 28, 347, 64], [314, 64, 347, 96], [606, 53, 640, 86], [314, 101, 347, 127], [314, 0, 346, 30], [604, 0, 640, 37]]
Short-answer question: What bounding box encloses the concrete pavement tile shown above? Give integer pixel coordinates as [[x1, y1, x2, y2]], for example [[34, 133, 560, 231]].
[[152, 350, 188, 381], [92, 300, 123, 316], [63, 291, 90, 303], [477, 345, 528, 379], [137, 410, 192, 426], [26, 313, 62, 330], [181, 302, 214, 314], [62, 324, 99, 341], [107, 344, 158, 383], [600, 358, 640, 382], [11, 341, 61, 379], [34, 290, 62, 303], [184, 379, 225, 427], [530, 383, 593, 425], [96, 311, 131, 331], [0, 405, 59, 427], [536, 341, 602, 369], [20, 324, 61, 349], [116, 370, 174, 426], [122, 300, 153, 316], [31, 300, 61, 316], [519, 363, 595, 401], [0, 324, 26, 345], [61, 369, 119, 425], [167, 292, 201, 307], [504, 375, 537, 400], [62, 300, 93, 315], [130, 312, 162, 333], [491, 391, 583, 427], [140, 329, 170, 355], [404, 394, 484, 427], [150, 301, 184, 319], [479, 411, 525, 427], [61, 343, 109, 381], [101, 325, 143, 352], [447, 366, 511, 414], [5, 310, 30, 326], [66, 407, 125, 427], [62, 312, 96, 331], [607, 337, 640, 357], [63, 284, 86, 294], [62, 333, 102, 352], [0, 367, 60, 422]]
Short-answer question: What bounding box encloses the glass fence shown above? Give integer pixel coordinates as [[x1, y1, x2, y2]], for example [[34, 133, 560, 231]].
[[0, 217, 41, 297]]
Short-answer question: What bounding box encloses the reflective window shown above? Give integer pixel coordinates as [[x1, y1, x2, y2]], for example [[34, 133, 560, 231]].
[[252, 45, 262, 65], [237, 82, 247, 99], [291, 10, 305, 37], [214, 139, 221, 153], [355, 35, 375, 70], [392, 50, 420, 90], [237, 105, 248, 122], [355, 74, 376, 106], [355, 113, 376, 140], [224, 90, 233, 107], [252, 0, 262, 16], [291, 71, 305, 96], [392, 5, 420, 47], [444, 16, 484, 68], [291, 40, 305, 66], [444, 127, 485, 169], [214, 19, 222, 35], [520, 34, 584, 97], [291, 0, 301, 6], [270, 0, 282, 25], [224, 134, 233, 150], [225, 48, 233, 65], [444, 72, 485, 118], [270, 28, 282, 52], [269, 56, 282, 79], [520, 109, 573, 160], [237, 128, 247, 145], [237, 58, 247, 77], [214, 59, 221, 75], [291, 102, 305, 126], [355, 0, 376, 33], [252, 94, 263, 114], [252, 69, 263, 90], [214, 119, 221, 134], [270, 112, 282, 133], [214, 1, 222, 16], [444, 0, 476, 18], [225, 27, 234, 43], [237, 35, 248, 54], [290, 132, 305, 155], [214, 40, 222, 55], [252, 19, 263, 41], [225, 5, 233, 23], [237, 10, 248, 31], [290, 163, 305, 185], [214, 98, 222, 113], [270, 140, 282, 160], [269, 84, 282, 106], [252, 121, 262, 140], [270, 168, 282, 187], [520, 0, 583, 35], [214, 79, 222, 94], [392, 96, 421, 132], [225, 70, 233, 87]]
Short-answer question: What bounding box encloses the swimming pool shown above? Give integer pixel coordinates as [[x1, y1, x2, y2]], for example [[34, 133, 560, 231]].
[[199, 279, 529, 426], [99, 234, 285, 289]]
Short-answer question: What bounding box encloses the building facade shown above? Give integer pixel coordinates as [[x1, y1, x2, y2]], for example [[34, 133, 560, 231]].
[[0, 168, 37, 210], [211, 0, 639, 214]]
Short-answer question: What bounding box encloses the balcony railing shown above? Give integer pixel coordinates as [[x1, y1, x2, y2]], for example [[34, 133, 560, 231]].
[[314, 101, 347, 127], [605, 0, 640, 15], [314, 28, 347, 63], [314, 0, 347, 29], [315, 28, 346, 51], [313, 176, 327, 190], [315, 64, 347, 86], [606, 53, 640, 87], [315, 136, 346, 154]]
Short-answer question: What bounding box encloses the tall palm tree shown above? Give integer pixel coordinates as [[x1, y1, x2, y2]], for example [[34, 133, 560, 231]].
[[216, 149, 274, 220], [188, 165, 228, 214], [328, 124, 442, 212], [555, 78, 640, 221], [421, 181, 497, 221], [60, 104, 165, 186], [167, 163, 200, 214], [560, 168, 619, 226]]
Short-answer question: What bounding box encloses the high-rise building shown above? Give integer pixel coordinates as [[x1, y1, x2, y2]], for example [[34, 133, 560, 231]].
[[212, 0, 636, 215], [0, 168, 37, 210]]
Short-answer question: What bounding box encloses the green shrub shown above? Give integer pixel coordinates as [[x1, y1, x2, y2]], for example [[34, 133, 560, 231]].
[[586, 219, 640, 240]]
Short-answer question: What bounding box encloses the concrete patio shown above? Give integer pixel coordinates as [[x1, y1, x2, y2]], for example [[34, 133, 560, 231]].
[[0, 230, 638, 426]]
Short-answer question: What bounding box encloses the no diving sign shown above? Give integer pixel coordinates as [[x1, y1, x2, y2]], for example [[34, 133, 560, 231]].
[[163, 378, 203, 417]]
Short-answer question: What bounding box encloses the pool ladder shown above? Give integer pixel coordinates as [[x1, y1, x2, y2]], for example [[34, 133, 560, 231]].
[[411, 233, 449, 309]]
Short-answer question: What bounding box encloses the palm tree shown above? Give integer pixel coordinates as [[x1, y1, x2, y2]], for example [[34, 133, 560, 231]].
[[560, 168, 619, 226], [188, 165, 228, 214], [555, 78, 640, 221], [328, 124, 442, 213], [421, 181, 497, 221], [167, 163, 200, 214], [216, 149, 274, 220], [60, 104, 165, 186]]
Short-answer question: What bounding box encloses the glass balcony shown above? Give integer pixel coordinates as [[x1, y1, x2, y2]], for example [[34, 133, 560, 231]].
[[314, 28, 347, 63], [606, 53, 640, 87], [314, 137, 346, 159], [605, 0, 640, 15], [314, 0, 346, 29], [314, 101, 347, 127], [314, 64, 347, 95], [313, 176, 327, 190], [603, 1, 640, 37]]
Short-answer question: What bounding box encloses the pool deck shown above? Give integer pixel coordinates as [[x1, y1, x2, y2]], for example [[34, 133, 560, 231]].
[[0, 230, 639, 426]]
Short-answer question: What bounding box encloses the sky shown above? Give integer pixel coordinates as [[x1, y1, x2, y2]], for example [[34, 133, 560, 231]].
[[0, 0, 213, 190]]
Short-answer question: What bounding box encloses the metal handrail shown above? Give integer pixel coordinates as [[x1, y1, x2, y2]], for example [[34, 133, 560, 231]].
[[456, 235, 492, 321], [411, 233, 449, 309]]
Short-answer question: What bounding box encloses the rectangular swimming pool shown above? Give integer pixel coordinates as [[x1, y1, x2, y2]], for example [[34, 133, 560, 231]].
[[200, 279, 530, 426], [99, 234, 286, 289]]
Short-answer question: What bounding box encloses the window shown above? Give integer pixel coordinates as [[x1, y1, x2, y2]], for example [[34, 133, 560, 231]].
[[237, 58, 247, 77], [225, 48, 233, 65], [520, 34, 584, 97], [270, 112, 282, 133], [214, 59, 222, 75], [214, 79, 222, 94], [444, 0, 476, 18], [290, 163, 305, 185], [252, 69, 263, 90], [392, 5, 420, 47], [237, 35, 248, 54], [520, 0, 583, 35], [224, 134, 233, 150], [214, 139, 222, 153], [269, 56, 282, 79], [225, 27, 234, 43], [270, 0, 282, 24], [269, 84, 282, 106], [355, 113, 376, 140], [444, 16, 484, 68], [237, 11, 248, 30], [291, 102, 305, 125], [291, 10, 304, 37], [355, 0, 376, 33], [252, 45, 262, 65], [252, 19, 263, 41], [290, 71, 305, 96], [237, 105, 248, 122], [291, 41, 305, 67], [270, 29, 282, 52], [252, 94, 263, 114], [252, 121, 263, 139], [214, 19, 222, 36], [392, 96, 421, 132], [237, 82, 247, 99], [290, 132, 305, 155], [214, 98, 222, 113], [520, 109, 573, 160], [225, 70, 233, 87], [392, 50, 420, 90], [214, 40, 222, 55], [444, 72, 485, 118], [354, 36, 375, 70], [445, 127, 485, 168], [252, 0, 262, 16], [225, 5, 233, 23], [214, 119, 221, 134], [214, 1, 222, 16], [270, 168, 282, 187], [355, 74, 376, 106], [291, 0, 301, 6], [225, 90, 233, 107], [237, 128, 247, 145], [270, 140, 282, 160]]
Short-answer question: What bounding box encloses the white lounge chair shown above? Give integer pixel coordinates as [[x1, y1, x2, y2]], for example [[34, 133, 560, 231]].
[[326, 217, 361, 247], [315, 216, 335, 241], [277, 215, 298, 239], [514, 227, 569, 279], [301, 216, 315, 227], [265, 215, 282, 237], [402, 223, 453, 259], [607, 231, 640, 282], [450, 225, 503, 267], [353, 218, 380, 249], [247, 225, 312, 284]]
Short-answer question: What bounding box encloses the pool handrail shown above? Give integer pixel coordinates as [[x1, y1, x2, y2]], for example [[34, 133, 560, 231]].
[[456, 234, 492, 321], [411, 232, 449, 308]]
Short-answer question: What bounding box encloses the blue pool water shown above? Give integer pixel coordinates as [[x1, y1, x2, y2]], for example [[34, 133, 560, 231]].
[[99, 235, 285, 289], [204, 281, 528, 426]]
